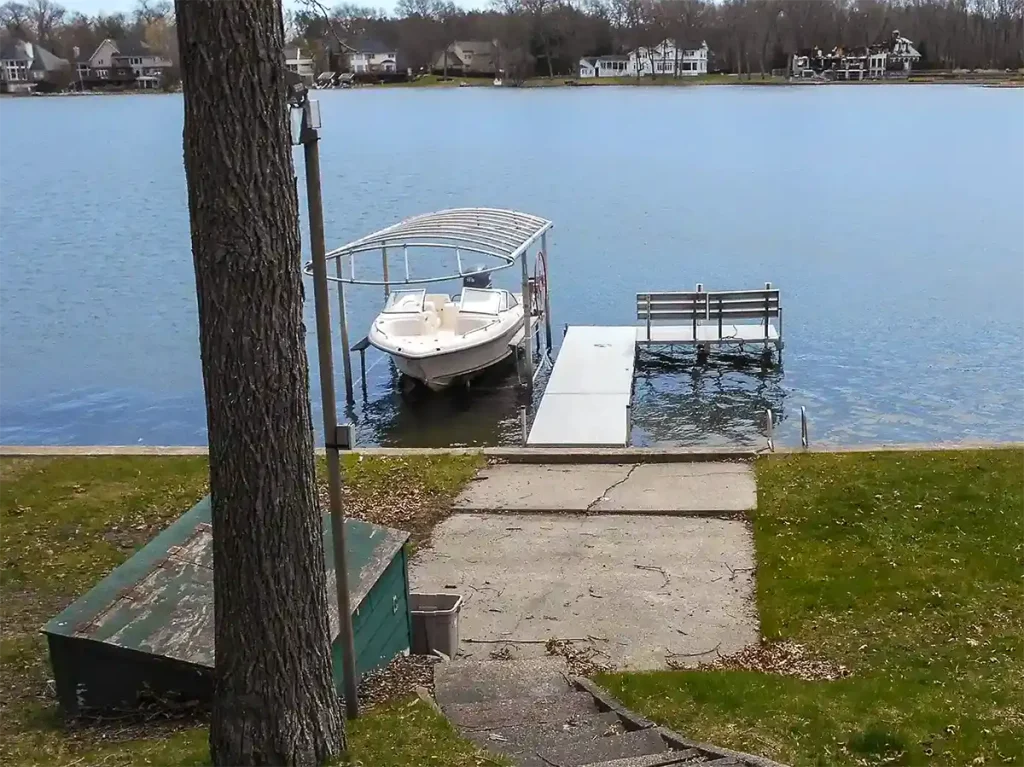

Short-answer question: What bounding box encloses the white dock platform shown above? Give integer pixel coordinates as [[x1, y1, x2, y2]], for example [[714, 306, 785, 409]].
[[526, 326, 637, 447], [637, 324, 780, 345]]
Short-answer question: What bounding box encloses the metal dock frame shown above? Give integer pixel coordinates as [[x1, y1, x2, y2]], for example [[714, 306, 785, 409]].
[[636, 282, 783, 361]]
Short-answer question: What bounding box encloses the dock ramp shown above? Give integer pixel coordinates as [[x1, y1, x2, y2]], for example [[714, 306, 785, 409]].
[[526, 326, 636, 447]]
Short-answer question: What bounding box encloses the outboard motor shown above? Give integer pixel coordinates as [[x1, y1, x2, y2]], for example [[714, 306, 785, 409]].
[[462, 266, 492, 290]]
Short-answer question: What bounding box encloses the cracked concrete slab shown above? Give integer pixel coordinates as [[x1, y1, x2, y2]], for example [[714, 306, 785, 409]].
[[409, 513, 758, 670], [593, 463, 756, 514], [452, 462, 755, 514]]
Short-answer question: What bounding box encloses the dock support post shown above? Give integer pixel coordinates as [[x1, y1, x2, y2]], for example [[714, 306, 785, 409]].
[[541, 233, 552, 353], [645, 294, 651, 342], [765, 408, 775, 452], [299, 100, 359, 719], [382, 247, 390, 297], [520, 406, 528, 446], [334, 259, 355, 404], [801, 406, 808, 448], [521, 251, 533, 389]]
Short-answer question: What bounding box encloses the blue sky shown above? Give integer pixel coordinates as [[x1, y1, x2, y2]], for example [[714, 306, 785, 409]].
[[65, 0, 489, 17]]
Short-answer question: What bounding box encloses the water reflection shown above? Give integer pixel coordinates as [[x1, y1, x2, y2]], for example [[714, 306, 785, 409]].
[[348, 353, 534, 447], [630, 348, 786, 447]]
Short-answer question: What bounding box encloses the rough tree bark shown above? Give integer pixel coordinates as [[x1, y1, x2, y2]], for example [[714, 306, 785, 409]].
[[173, 1, 344, 764]]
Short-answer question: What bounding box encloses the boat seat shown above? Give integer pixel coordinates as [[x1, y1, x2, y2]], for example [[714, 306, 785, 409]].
[[424, 294, 450, 312], [420, 309, 441, 333], [439, 302, 459, 331]]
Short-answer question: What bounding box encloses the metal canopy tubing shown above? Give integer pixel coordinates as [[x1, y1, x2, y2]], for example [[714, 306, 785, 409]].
[[313, 208, 553, 287]]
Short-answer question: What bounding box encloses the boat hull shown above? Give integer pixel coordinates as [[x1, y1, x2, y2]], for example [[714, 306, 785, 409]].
[[388, 319, 524, 390]]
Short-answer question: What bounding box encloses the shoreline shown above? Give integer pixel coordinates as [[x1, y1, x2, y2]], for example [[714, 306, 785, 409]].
[[3, 72, 1020, 99], [1, 441, 1019, 461]]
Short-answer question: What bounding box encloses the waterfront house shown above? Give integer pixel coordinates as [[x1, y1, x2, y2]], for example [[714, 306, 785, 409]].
[[791, 30, 921, 80], [110, 39, 172, 88], [579, 40, 708, 79], [0, 39, 69, 93], [433, 41, 500, 77], [347, 38, 399, 74], [284, 45, 315, 84], [578, 55, 629, 78], [631, 40, 709, 76], [74, 38, 171, 88]]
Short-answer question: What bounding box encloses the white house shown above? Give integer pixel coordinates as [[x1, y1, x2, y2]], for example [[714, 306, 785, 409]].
[[284, 45, 315, 83], [630, 40, 708, 77], [579, 55, 629, 78], [348, 39, 399, 74], [579, 40, 708, 79]]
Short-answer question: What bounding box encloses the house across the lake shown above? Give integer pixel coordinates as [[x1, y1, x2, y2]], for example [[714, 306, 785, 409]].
[[0, 39, 69, 93], [74, 38, 172, 89], [347, 38, 399, 74], [791, 30, 922, 80], [579, 39, 709, 79], [433, 40, 500, 77], [284, 45, 315, 84]]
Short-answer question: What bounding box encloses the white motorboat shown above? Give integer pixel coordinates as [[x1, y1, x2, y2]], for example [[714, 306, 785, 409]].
[[368, 285, 526, 390], [307, 207, 554, 394]]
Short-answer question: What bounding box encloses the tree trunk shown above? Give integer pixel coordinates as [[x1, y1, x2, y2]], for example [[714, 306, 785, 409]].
[[173, 2, 344, 765]]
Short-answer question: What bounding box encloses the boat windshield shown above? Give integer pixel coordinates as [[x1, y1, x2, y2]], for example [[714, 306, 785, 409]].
[[383, 289, 425, 314], [459, 288, 504, 315]]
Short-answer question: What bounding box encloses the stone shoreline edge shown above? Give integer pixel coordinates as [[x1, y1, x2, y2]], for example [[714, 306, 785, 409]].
[[1, 442, 1020, 463], [573, 676, 790, 767]]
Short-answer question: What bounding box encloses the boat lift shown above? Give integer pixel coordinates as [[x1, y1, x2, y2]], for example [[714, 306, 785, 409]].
[[305, 208, 555, 403]]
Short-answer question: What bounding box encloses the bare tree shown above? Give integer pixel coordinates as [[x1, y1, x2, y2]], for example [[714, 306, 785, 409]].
[[0, 2, 30, 37], [173, 0, 344, 764], [24, 0, 63, 44], [134, 0, 171, 27]]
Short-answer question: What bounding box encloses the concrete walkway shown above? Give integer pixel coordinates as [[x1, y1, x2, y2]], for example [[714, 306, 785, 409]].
[[410, 513, 758, 669], [453, 462, 756, 515], [418, 459, 779, 766], [412, 460, 760, 670]]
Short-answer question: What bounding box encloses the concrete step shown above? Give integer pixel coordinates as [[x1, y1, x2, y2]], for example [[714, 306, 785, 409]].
[[434, 657, 573, 706], [537, 727, 670, 767], [452, 462, 756, 514], [465, 711, 622, 757], [580, 751, 702, 767], [443, 690, 600, 731]]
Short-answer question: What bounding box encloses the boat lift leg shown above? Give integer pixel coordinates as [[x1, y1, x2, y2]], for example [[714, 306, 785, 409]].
[[521, 250, 533, 390]]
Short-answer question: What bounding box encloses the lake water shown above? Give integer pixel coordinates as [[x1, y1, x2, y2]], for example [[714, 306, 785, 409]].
[[1, 85, 1022, 448]]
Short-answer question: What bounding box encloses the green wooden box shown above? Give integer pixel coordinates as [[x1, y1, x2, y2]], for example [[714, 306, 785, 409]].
[[43, 496, 411, 715]]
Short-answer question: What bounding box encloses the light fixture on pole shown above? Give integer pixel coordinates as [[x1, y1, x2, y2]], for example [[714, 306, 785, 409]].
[[288, 71, 359, 720]]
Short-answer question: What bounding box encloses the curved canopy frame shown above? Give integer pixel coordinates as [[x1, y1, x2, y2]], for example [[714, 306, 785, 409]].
[[312, 207, 553, 286]]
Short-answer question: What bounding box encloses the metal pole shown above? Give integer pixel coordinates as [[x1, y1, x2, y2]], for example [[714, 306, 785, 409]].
[[801, 405, 809, 448], [301, 102, 359, 720], [520, 406, 528, 446], [333, 258, 354, 404], [765, 408, 774, 453], [382, 246, 390, 298], [541, 233, 552, 353], [521, 252, 533, 388]]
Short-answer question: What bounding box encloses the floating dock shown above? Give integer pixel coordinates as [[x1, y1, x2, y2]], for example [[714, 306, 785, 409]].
[[527, 285, 783, 448]]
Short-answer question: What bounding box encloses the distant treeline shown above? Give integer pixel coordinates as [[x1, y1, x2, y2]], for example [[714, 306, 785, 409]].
[[2, 0, 1021, 80], [295, 0, 1024, 77]]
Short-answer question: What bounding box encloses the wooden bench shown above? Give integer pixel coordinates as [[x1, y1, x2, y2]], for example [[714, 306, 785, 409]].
[[635, 283, 782, 349]]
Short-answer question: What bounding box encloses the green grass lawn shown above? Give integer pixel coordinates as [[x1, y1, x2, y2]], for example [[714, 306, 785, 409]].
[[599, 449, 1024, 767], [0, 454, 488, 767]]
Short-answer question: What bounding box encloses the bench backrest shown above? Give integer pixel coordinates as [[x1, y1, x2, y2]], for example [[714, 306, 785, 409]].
[[636, 288, 780, 323]]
